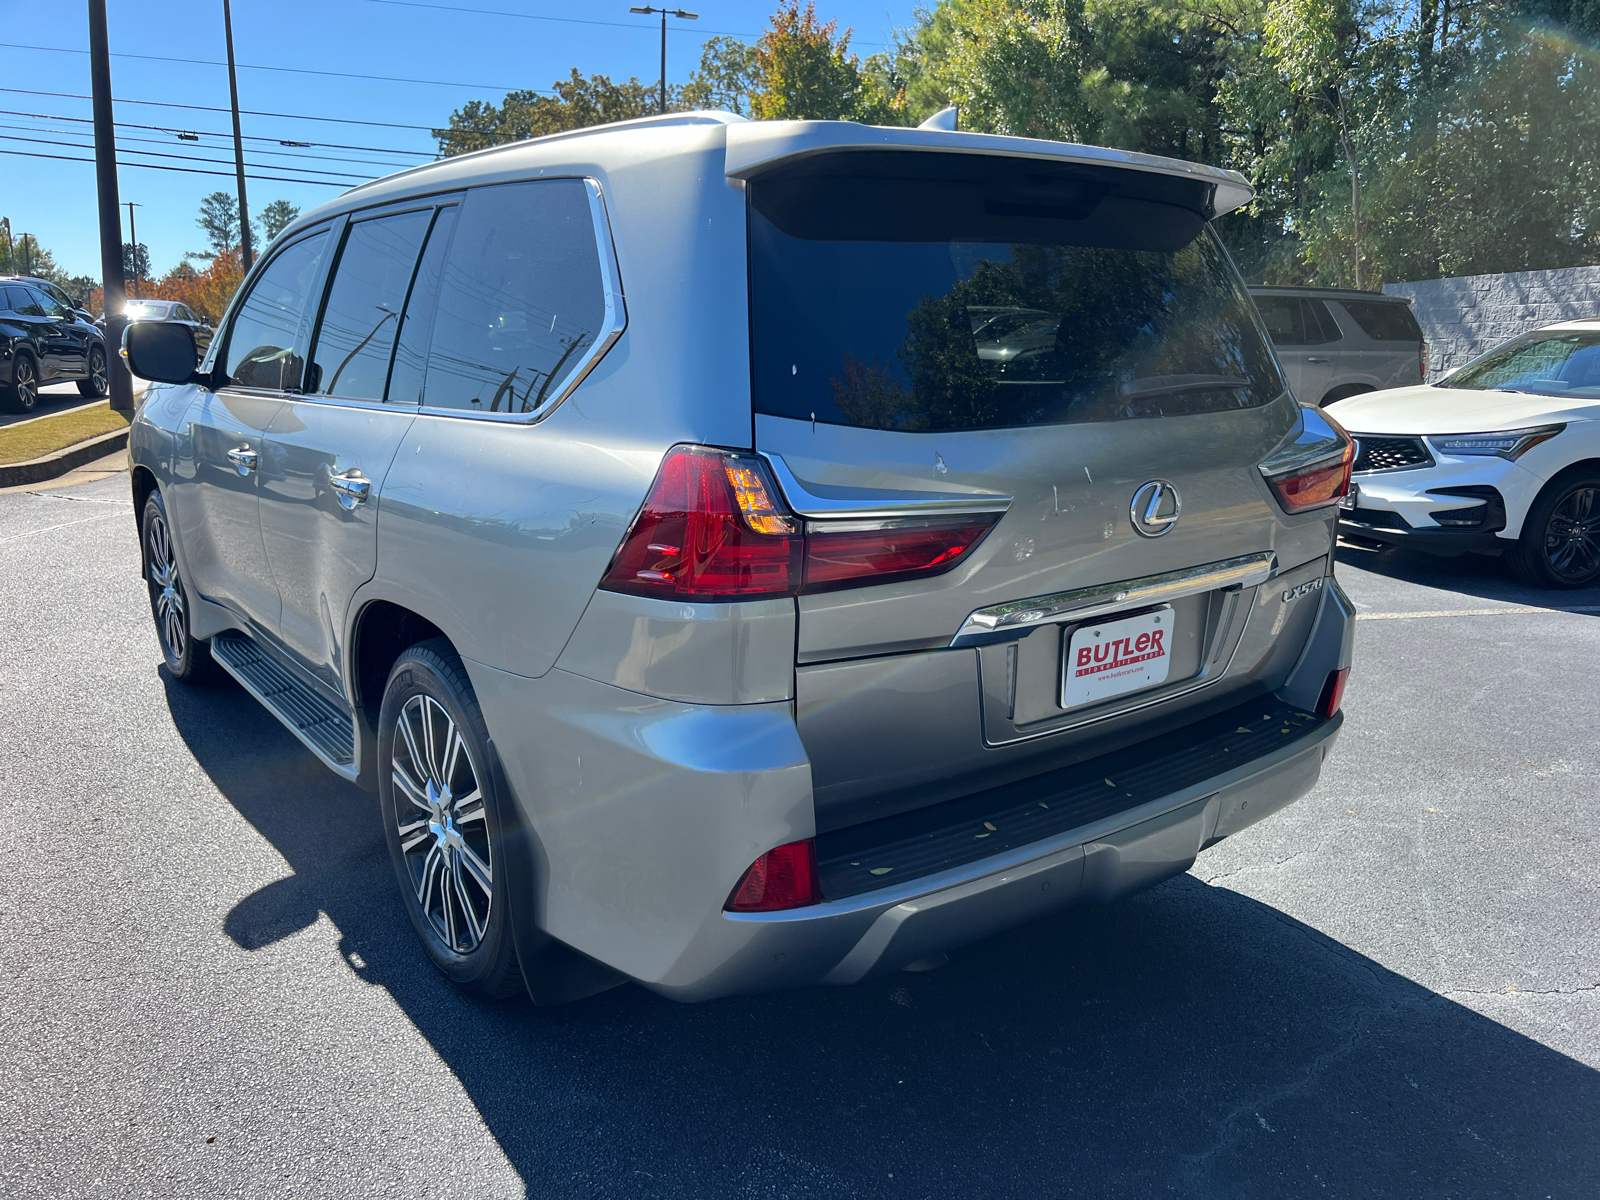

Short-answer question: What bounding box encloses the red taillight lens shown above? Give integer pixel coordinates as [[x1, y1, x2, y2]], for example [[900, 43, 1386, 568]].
[[599, 446, 801, 599], [804, 516, 998, 593], [726, 839, 821, 912], [602, 446, 998, 600], [1317, 667, 1349, 718], [1268, 441, 1354, 513]]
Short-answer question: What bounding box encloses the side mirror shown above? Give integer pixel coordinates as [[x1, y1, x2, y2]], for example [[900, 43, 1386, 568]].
[[123, 320, 201, 385]]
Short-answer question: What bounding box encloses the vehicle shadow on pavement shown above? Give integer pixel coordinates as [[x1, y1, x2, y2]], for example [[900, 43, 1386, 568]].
[[1337, 537, 1600, 612], [166, 672, 1600, 1200]]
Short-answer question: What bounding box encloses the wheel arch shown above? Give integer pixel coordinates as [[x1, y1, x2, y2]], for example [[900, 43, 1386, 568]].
[[1320, 382, 1376, 406]]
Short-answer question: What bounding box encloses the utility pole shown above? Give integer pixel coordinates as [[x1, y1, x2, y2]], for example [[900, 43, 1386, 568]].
[[19, 234, 29, 276], [0, 218, 11, 273], [627, 6, 698, 115], [222, 0, 253, 271], [88, 0, 134, 412], [124, 201, 142, 298]]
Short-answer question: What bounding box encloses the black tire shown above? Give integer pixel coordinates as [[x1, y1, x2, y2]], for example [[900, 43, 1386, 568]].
[[141, 491, 219, 683], [77, 345, 107, 397], [377, 639, 523, 999], [1507, 472, 1600, 589], [2, 351, 39, 413]]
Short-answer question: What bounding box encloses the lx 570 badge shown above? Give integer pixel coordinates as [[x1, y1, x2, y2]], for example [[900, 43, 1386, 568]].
[[1282, 577, 1325, 604]]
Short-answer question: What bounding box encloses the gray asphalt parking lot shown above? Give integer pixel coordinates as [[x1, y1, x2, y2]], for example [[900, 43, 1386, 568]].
[[1, 468, 1596, 1199]]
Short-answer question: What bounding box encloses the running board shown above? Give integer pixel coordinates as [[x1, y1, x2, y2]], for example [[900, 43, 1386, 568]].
[[211, 631, 358, 779]]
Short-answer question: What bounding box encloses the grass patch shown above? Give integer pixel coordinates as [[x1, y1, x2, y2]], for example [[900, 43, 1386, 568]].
[[0, 402, 131, 466]]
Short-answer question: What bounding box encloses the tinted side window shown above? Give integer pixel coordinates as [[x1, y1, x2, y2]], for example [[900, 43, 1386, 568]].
[[10, 288, 45, 317], [1255, 297, 1305, 345], [422, 179, 606, 416], [1301, 299, 1343, 345], [0, 286, 25, 313], [309, 209, 432, 402], [386, 206, 458, 407], [1340, 300, 1421, 342], [221, 230, 330, 390]]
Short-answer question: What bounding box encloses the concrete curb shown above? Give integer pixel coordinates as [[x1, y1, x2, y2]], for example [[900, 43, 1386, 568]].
[[0, 427, 130, 488]]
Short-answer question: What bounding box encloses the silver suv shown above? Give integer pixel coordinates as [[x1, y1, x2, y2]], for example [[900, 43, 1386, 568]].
[[1249, 285, 1427, 407], [125, 114, 1355, 1005]]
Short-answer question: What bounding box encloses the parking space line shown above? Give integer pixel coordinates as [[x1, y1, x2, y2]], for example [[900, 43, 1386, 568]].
[[1356, 606, 1600, 620]]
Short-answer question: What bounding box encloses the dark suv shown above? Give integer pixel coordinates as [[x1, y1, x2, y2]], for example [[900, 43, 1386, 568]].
[[0, 281, 108, 412]]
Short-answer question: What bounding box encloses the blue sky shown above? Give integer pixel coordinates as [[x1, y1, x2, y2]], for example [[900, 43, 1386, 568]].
[[0, 1, 919, 280]]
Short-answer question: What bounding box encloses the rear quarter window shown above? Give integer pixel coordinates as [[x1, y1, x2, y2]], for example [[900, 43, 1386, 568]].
[[1338, 300, 1421, 342]]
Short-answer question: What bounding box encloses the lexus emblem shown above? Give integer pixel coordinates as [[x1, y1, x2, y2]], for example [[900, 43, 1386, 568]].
[[1130, 480, 1181, 538]]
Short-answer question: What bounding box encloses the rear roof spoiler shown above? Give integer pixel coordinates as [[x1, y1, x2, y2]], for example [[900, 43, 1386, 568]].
[[724, 121, 1254, 219]]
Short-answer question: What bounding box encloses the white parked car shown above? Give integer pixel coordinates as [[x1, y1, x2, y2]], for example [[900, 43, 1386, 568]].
[[1332, 319, 1600, 587]]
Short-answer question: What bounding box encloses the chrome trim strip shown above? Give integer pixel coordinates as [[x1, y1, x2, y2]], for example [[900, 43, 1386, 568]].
[[762, 453, 1013, 519], [949, 551, 1277, 648]]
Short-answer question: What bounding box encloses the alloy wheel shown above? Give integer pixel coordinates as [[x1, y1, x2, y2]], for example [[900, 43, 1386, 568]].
[[391, 695, 494, 954], [1543, 486, 1600, 581], [145, 507, 186, 664], [89, 348, 107, 395], [13, 357, 36, 410]]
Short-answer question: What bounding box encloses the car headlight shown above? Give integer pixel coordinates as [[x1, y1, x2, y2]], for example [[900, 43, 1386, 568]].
[[1426, 424, 1565, 460]]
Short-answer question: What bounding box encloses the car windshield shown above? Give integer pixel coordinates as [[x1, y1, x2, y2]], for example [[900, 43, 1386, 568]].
[[1445, 331, 1600, 396], [748, 156, 1284, 433], [125, 301, 168, 319]]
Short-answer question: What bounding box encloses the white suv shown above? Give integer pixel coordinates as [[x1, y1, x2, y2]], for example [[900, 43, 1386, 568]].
[[1336, 319, 1600, 587]]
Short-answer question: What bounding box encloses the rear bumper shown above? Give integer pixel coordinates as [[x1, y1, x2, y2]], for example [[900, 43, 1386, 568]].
[[672, 704, 1339, 1001]]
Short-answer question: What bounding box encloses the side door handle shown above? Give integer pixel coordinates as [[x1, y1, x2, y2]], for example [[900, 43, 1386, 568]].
[[1306, 356, 1331, 363], [329, 469, 372, 510], [226, 444, 259, 475]]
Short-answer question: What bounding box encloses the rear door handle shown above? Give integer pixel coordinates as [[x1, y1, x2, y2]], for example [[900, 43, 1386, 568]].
[[329, 469, 372, 509], [1306, 356, 1330, 363], [226, 444, 259, 475]]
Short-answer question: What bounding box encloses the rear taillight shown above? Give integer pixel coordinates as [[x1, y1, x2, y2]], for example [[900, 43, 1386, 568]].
[[1267, 439, 1354, 512], [601, 445, 997, 600], [1317, 667, 1349, 718], [726, 839, 820, 912]]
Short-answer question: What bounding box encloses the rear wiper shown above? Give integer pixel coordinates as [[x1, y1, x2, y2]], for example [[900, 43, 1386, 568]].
[[1119, 374, 1249, 398]]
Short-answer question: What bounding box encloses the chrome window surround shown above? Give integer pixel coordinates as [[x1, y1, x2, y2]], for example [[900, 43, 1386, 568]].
[[949, 552, 1277, 648], [414, 176, 627, 426]]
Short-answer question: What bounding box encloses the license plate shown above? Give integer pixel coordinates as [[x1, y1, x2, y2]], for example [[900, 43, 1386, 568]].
[[1062, 606, 1174, 709]]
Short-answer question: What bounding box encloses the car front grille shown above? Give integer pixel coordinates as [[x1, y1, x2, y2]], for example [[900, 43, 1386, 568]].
[[1352, 435, 1433, 473]]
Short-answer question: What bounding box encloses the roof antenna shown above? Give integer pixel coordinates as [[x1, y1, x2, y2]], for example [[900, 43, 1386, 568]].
[[919, 106, 958, 132]]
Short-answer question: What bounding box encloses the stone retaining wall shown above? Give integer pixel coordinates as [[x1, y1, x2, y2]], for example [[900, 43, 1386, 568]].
[[1383, 266, 1600, 375]]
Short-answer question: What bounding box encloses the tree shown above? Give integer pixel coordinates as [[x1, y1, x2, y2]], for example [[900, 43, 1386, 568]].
[[1263, 0, 1368, 286], [435, 70, 656, 156], [751, 2, 866, 121], [148, 251, 245, 325], [259, 200, 300, 243], [196, 191, 241, 257], [122, 242, 151, 283], [681, 36, 762, 114]]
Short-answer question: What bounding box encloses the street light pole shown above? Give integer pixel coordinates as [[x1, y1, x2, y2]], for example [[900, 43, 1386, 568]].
[[627, 6, 698, 115], [222, 0, 253, 271], [124, 201, 142, 299], [88, 0, 133, 412]]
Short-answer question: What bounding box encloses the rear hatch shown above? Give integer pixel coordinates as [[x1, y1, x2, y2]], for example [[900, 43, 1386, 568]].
[[746, 150, 1331, 830]]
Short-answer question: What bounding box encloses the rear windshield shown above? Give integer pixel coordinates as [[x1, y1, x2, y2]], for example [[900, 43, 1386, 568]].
[[748, 156, 1283, 433], [1339, 300, 1421, 342], [1445, 331, 1600, 396]]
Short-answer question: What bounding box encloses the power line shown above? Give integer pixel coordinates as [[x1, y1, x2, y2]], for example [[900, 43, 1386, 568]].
[[0, 132, 375, 182], [0, 85, 442, 132], [0, 41, 552, 95], [355, 0, 889, 46], [0, 104, 437, 155], [0, 120, 419, 170], [0, 146, 356, 186]]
